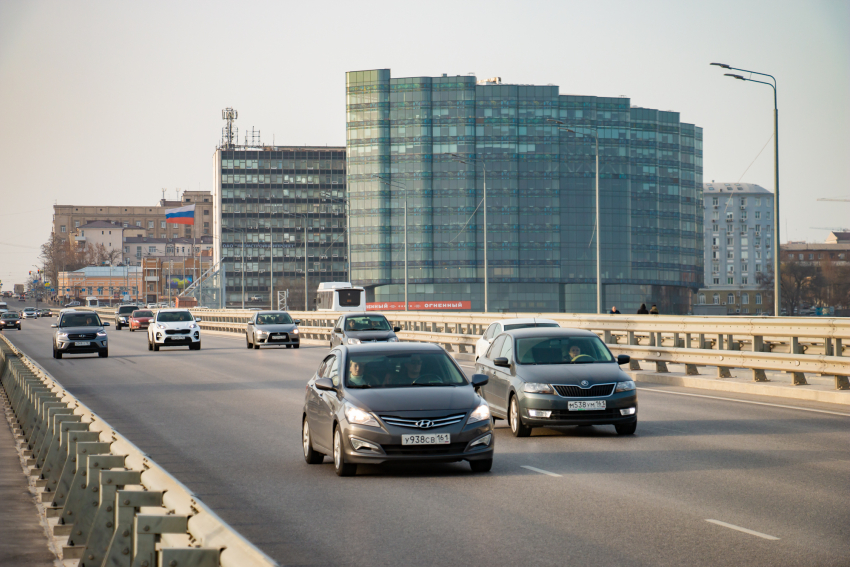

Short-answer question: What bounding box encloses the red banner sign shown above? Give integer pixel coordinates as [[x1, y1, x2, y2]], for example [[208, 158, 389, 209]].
[[367, 301, 472, 311]]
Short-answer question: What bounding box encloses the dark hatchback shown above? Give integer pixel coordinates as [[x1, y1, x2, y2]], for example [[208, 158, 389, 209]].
[[51, 310, 110, 359], [475, 328, 637, 436], [328, 313, 401, 348], [1, 312, 22, 330], [302, 343, 493, 476]]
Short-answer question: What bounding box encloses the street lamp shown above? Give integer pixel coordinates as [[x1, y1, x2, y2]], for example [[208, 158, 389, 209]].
[[546, 120, 602, 314], [711, 62, 781, 316], [372, 175, 410, 311], [448, 154, 489, 313]]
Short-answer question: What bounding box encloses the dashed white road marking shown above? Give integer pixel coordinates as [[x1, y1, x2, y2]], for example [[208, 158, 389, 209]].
[[638, 387, 850, 417], [520, 465, 562, 477], [705, 519, 780, 540]]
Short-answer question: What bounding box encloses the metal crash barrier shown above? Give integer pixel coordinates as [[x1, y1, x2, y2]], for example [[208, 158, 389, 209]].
[[0, 334, 279, 567]]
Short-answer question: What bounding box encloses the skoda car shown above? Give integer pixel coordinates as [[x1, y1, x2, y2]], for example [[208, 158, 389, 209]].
[[302, 343, 493, 476], [475, 328, 637, 437], [246, 310, 301, 349], [51, 310, 110, 359], [329, 313, 401, 348], [148, 308, 201, 351], [1, 311, 22, 330], [114, 304, 139, 330]]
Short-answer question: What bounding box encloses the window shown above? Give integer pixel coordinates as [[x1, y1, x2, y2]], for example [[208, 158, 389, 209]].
[[726, 237, 734, 246], [742, 293, 749, 304], [698, 293, 705, 305], [204, 209, 209, 216], [712, 224, 719, 232], [741, 211, 747, 220], [60, 225, 66, 233], [819, 253, 824, 259], [712, 250, 719, 259], [743, 307, 749, 314], [741, 237, 748, 246], [756, 263, 762, 273], [728, 294, 735, 304], [755, 211, 761, 219], [124, 246, 129, 253], [809, 253, 814, 260], [136, 221, 142, 227], [766, 211, 771, 219], [712, 197, 719, 206], [741, 251, 749, 260], [148, 221, 154, 228], [726, 212, 734, 221], [161, 221, 166, 229], [727, 250, 734, 259], [742, 263, 749, 272], [498, 335, 514, 362], [740, 197, 746, 207], [727, 277, 734, 284], [742, 276, 748, 284], [755, 197, 762, 206], [487, 335, 506, 359], [148, 246, 156, 253], [75, 220, 80, 227], [712, 277, 720, 285], [727, 264, 734, 272], [713, 294, 720, 305], [712, 211, 720, 220]]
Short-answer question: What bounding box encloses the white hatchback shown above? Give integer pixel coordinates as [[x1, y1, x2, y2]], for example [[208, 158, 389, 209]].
[[148, 309, 202, 351], [474, 318, 560, 360]]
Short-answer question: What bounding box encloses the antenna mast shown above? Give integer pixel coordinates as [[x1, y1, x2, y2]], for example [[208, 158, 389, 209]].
[[221, 108, 238, 149]]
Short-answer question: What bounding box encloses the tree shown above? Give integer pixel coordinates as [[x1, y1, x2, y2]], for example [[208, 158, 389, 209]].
[[761, 261, 821, 316]]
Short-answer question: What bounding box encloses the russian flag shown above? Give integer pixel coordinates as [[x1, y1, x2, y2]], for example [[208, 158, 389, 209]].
[[165, 204, 195, 225]]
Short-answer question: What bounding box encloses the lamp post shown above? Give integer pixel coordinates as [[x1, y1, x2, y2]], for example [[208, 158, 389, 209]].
[[373, 175, 409, 311], [711, 63, 780, 316], [448, 154, 489, 313], [320, 191, 351, 281], [281, 211, 311, 311]]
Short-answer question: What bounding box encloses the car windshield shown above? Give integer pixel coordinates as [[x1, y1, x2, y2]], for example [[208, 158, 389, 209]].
[[118, 306, 138, 314], [344, 315, 390, 331], [24, 308, 35, 312], [157, 311, 194, 322], [60, 313, 102, 327], [345, 352, 468, 388], [2, 313, 19, 319], [516, 336, 614, 365], [132, 310, 153, 318], [257, 313, 293, 325], [503, 322, 560, 331]]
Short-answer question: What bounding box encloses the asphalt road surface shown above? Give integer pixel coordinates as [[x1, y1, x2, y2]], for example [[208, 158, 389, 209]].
[[3, 306, 849, 566]]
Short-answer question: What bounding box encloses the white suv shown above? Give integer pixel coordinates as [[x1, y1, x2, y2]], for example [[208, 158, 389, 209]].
[[148, 309, 201, 351]]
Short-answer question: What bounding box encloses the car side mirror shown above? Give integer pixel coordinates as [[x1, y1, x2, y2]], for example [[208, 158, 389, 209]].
[[470, 373, 489, 387], [334, 328, 342, 333], [315, 377, 335, 391], [393, 326, 401, 333], [103, 322, 110, 327], [294, 319, 301, 324], [195, 317, 202, 322], [494, 357, 510, 368], [617, 354, 631, 365], [50, 324, 57, 328]]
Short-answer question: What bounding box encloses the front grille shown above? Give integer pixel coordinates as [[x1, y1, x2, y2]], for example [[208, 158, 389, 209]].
[[69, 333, 97, 340], [359, 338, 388, 343], [165, 329, 190, 335], [382, 442, 468, 455], [554, 384, 615, 398], [379, 414, 467, 429], [549, 409, 623, 421]]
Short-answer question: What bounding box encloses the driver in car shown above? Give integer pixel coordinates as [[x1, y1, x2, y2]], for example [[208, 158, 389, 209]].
[[565, 344, 593, 362], [387, 355, 424, 385]]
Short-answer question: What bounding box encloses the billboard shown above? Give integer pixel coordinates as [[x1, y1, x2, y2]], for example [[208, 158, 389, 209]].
[[367, 301, 471, 311], [168, 276, 194, 290]]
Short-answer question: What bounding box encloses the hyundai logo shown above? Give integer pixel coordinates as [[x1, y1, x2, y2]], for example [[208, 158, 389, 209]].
[[416, 420, 433, 429], [580, 380, 590, 387]]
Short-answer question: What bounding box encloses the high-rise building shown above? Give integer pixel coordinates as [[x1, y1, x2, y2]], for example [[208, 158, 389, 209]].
[[346, 69, 704, 313], [694, 182, 774, 315], [213, 146, 347, 309]]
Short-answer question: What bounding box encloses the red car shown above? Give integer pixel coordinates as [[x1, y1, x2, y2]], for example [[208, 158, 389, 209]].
[[129, 309, 154, 331]]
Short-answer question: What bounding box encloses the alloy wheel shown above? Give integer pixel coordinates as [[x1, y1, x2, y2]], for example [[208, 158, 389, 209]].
[[303, 422, 311, 457]]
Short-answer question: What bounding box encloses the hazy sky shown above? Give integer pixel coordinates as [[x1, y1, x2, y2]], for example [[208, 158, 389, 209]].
[[1, 0, 848, 289]]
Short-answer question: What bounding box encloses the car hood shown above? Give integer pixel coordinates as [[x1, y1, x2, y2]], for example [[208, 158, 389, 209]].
[[56, 325, 105, 335], [514, 362, 628, 385], [155, 321, 196, 329], [132, 317, 153, 321], [255, 324, 298, 332], [344, 386, 479, 412], [345, 330, 396, 340]]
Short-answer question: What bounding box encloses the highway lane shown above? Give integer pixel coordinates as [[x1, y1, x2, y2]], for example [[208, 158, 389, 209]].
[[3, 315, 849, 566]]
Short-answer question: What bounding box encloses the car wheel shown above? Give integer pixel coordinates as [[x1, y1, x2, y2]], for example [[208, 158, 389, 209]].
[[253, 341, 260, 349], [329, 341, 333, 349], [302, 418, 324, 464], [153, 342, 160, 351], [615, 420, 637, 435], [469, 459, 493, 473], [116, 325, 121, 331], [509, 395, 532, 438], [147, 337, 153, 351], [286, 344, 292, 349], [52, 344, 61, 359], [130, 328, 135, 332], [246, 335, 253, 349], [293, 344, 300, 349], [99, 348, 108, 358], [333, 425, 356, 477]]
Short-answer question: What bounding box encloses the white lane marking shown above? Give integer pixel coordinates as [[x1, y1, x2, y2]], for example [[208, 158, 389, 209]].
[[638, 387, 850, 417], [705, 519, 779, 540], [521, 465, 562, 477]]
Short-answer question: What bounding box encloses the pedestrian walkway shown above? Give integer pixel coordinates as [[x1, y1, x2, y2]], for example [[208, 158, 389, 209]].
[[0, 394, 57, 566]]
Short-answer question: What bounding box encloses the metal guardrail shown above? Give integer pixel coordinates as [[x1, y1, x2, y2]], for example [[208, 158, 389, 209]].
[[0, 334, 279, 567]]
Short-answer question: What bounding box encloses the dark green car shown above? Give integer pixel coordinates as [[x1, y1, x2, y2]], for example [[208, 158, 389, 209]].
[[475, 328, 637, 437]]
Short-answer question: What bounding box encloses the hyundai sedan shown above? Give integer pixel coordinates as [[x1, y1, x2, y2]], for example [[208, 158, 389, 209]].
[[475, 328, 637, 436], [302, 343, 493, 476]]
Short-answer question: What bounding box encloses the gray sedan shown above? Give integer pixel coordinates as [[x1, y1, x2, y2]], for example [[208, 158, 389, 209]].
[[246, 311, 301, 349], [475, 328, 637, 437], [329, 313, 401, 348]]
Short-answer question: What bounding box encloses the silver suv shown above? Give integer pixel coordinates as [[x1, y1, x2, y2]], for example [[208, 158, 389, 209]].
[[51, 310, 110, 359]]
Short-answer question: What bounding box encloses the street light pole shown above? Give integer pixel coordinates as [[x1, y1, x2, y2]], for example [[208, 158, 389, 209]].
[[711, 63, 780, 316]]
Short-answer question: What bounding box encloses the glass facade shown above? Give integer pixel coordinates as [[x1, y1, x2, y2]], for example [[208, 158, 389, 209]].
[[346, 69, 703, 314], [215, 147, 347, 308]]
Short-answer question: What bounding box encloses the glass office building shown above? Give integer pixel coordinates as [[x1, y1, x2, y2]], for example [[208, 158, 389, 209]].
[[213, 146, 347, 308], [346, 69, 703, 314]]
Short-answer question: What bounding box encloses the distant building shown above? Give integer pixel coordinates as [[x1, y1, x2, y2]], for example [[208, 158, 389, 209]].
[[693, 182, 774, 315], [123, 235, 213, 265], [781, 241, 850, 267], [825, 230, 850, 244], [57, 266, 143, 304]]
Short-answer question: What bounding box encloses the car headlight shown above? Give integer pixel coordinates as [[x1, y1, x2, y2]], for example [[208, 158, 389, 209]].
[[189, 323, 198, 329], [118, 317, 127, 322], [97, 331, 107, 337], [347, 338, 361, 345], [256, 330, 267, 337], [57, 332, 68, 339], [388, 337, 399, 342], [156, 323, 166, 329], [344, 402, 380, 428], [523, 383, 555, 394], [291, 328, 299, 334], [467, 403, 491, 424], [615, 380, 636, 392]]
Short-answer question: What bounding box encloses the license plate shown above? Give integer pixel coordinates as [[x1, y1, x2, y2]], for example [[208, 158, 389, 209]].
[[568, 400, 606, 411], [74, 341, 90, 346], [402, 433, 451, 445]]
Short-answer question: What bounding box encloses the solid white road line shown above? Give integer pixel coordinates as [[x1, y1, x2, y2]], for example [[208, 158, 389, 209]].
[[638, 387, 850, 417], [521, 465, 562, 477], [705, 519, 780, 540]]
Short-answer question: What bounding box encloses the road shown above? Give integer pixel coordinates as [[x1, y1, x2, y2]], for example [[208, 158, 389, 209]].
[[2, 304, 849, 566]]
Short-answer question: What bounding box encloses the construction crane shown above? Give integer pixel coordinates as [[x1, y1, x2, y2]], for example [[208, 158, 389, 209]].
[[810, 227, 849, 231], [816, 198, 850, 202]]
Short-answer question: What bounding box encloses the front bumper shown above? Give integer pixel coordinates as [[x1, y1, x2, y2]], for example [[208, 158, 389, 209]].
[[340, 420, 494, 465], [56, 338, 108, 353], [520, 390, 638, 427], [151, 329, 201, 345], [256, 333, 300, 346]]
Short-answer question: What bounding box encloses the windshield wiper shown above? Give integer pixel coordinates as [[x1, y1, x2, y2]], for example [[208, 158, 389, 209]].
[[360, 327, 388, 331]]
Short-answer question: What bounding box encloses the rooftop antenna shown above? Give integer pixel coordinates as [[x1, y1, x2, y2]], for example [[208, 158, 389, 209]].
[[221, 108, 238, 149], [162, 188, 166, 201]]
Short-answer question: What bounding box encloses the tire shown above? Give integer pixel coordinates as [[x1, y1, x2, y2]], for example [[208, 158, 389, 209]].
[[116, 325, 121, 331], [333, 425, 356, 477], [509, 395, 532, 438], [52, 344, 61, 359], [302, 418, 324, 464], [190, 342, 201, 351], [253, 341, 260, 349], [329, 341, 333, 349], [148, 337, 153, 351], [615, 420, 637, 435], [286, 344, 292, 349], [130, 328, 135, 332], [469, 459, 493, 473], [153, 342, 160, 351], [99, 349, 108, 358], [246, 335, 253, 349], [293, 344, 300, 349]]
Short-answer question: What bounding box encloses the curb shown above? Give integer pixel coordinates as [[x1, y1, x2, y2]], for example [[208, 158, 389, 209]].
[[627, 371, 850, 406]]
